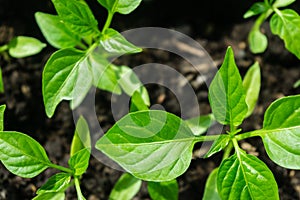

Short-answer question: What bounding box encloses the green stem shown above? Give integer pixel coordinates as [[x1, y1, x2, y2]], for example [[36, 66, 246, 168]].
[[47, 163, 73, 174], [222, 141, 233, 160], [194, 134, 222, 143], [102, 11, 114, 33], [0, 45, 8, 53], [74, 177, 85, 200]]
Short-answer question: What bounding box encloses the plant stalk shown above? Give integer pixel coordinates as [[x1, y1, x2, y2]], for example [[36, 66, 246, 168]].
[[47, 163, 73, 174], [102, 11, 114, 33]]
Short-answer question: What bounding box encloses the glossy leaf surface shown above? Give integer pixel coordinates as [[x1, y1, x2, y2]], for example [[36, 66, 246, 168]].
[[37, 173, 71, 194], [147, 179, 178, 200], [203, 168, 221, 200], [97, 0, 142, 14]]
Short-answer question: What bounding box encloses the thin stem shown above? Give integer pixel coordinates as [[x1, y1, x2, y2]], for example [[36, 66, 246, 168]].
[[235, 130, 263, 141], [0, 45, 8, 53], [74, 177, 85, 200], [102, 11, 114, 33], [194, 134, 222, 143], [222, 141, 233, 160], [47, 163, 73, 174]]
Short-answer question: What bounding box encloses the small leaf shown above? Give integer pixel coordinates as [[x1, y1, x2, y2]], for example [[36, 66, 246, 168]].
[[147, 179, 178, 200], [0, 131, 50, 178], [114, 65, 150, 106], [185, 114, 215, 136], [0, 67, 4, 93], [243, 2, 270, 19], [217, 151, 279, 200], [109, 173, 142, 200], [52, 0, 99, 36], [248, 28, 268, 54], [208, 47, 248, 126], [273, 0, 296, 8], [270, 9, 300, 59], [35, 12, 81, 49], [203, 168, 221, 200], [33, 192, 65, 200], [68, 148, 90, 176], [0, 105, 6, 131], [243, 62, 261, 118], [88, 50, 122, 94], [100, 28, 142, 55], [293, 79, 300, 88], [37, 173, 71, 194], [96, 110, 196, 181], [261, 95, 300, 169], [71, 116, 91, 157], [8, 36, 46, 58], [204, 135, 230, 158], [97, 0, 142, 14], [42, 48, 93, 117]]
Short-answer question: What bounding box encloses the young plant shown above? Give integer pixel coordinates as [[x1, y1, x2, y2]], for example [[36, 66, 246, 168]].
[[96, 46, 300, 199], [244, 0, 300, 58], [35, 0, 149, 118], [0, 36, 46, 92]]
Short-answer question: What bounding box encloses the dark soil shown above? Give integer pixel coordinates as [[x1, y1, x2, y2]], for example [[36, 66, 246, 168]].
[[0, 0, 300, 199]]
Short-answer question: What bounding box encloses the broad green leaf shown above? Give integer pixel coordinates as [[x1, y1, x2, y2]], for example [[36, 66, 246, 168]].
[[217, 151, 279, 200], [52, 0, 99, 36], [37, 173, 71, 194], [261, 95, 300, 169], [147, 179, 178, 200], [88, 50, 122, 94], [248, 28, 268, 53], [33, 192, 65, 200], [0, 131, 50, 178], [71, 116, 91, 157], [8, 36, 46, 58], [0, 67, 4, 93], [68, 148, 90, 176], [0, 105, 5, 131], [273, 0, 296, 8], [270, 9, 300, 59], [243, 62, 261, 118], [208, 47, 248, 126], [97, 0, 142, 14], [243, 2, 270, 19], [204, 135, 230, 158], [203, 168, 221, 200], [130, 91, 149, 112], [35, 12, 81, 49], [42, 48, 93, 117], [114, 65, 150, 106], [109, 173, 142, 200], [100, 28, 142, 55], [96, 110, 196, 181], [185, 114, 215, 136]]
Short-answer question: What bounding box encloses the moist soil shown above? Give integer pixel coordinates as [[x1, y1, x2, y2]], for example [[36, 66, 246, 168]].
[[0, 0, 300, 199]]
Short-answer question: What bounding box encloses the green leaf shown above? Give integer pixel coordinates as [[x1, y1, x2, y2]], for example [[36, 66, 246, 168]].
[[114, 65, 150, 106], [185, 114, 215, 136], [243, 62, 261, 118], [42, 48, 93, 117], [0, 105, 6, 131], [33, 192, 65, 200], [71, 116, 91, 157], [204, 135, 230, 158], [243, 2, 270, 19], [100, 28, 142, 55], [130, 91, 149, 112], [0, 67, 4, 93], [248, 28, 268, 54], [8, 36, 46, 58], [293, 79, 300, 88], [270, 9, 300, 59], [261, 95, 300, 169], [35, 12, 81, 49], [273, 0, 296, 8], [147, 179, 178, 200], [52, 0, 99, 36], [88, 50, 122, 94], [96, 110, 196, 181], [68, 148, 90, 176], [0, 131, 50, 178], [37, 173, 71, 194], [97, 0, 142, 14], [208, 47, 248, 126], [203, 168, 221, 200], [217, 151, 279, 200], [109, 173, 142, 200]]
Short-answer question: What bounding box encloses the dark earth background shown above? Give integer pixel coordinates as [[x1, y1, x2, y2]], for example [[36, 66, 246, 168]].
[[0, 0, 300, 199]]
